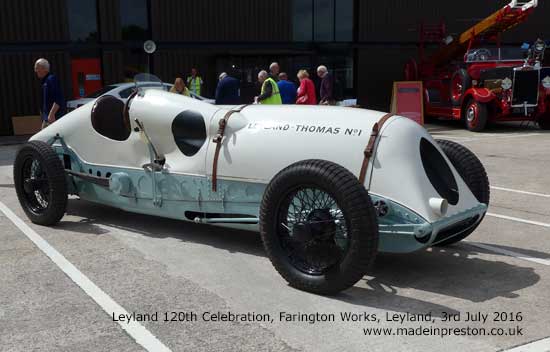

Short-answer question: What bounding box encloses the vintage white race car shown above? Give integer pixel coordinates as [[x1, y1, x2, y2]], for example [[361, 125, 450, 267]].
[[14, 75, 489, 294]]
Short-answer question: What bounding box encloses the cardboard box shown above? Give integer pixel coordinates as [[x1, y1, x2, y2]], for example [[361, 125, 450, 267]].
[[11, 115, 42, 135]]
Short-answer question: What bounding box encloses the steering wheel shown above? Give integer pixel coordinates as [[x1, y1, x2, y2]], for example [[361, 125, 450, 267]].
[[473, 49, 492, 62]]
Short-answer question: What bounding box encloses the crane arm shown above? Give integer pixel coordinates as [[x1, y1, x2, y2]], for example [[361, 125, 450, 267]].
[[429, 0, 538, 68]]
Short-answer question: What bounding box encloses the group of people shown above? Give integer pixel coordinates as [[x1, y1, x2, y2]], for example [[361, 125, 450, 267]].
[[169, 68, 204, 97], [169, 68, 242, 105], [254, 62, 337, 106], [171, 62, 340, 106]]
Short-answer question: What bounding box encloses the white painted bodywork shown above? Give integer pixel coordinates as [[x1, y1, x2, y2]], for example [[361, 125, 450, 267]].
[[32, 88, 482, 224]]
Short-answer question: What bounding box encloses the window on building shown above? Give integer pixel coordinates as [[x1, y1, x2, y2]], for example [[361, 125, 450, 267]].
[[67, 0, 98, 42], [314, 0, 334, 42], [335, 0, 354, 42], [120, 0, 149, 41], [292, 0, 313, 41], [317, 53, 355, 96], [292, 0, 353, 42]]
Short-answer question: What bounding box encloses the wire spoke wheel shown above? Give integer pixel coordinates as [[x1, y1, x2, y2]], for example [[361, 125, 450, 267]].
[[14, 141, 68, 225], [278, 187, 349, 275], [260, 160, 379, 295], [20, 157, 51, 214]]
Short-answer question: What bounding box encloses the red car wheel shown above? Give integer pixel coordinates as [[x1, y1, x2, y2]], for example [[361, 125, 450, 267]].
[[450, 69, 472, 107], [464, 100, 488, 132], [538, 114, 550, 130]]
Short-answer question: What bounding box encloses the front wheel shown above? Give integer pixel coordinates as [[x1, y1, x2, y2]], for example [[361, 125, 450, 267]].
[[538, 114, 550, 130], [464, 99, 488, 132], [260, 160, 379, 295], [450, 69, 472, 107], [14, 141, 68, 225], [435, 139, 490, 246]]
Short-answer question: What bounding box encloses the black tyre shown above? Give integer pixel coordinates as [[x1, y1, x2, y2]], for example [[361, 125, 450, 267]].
[[464, 99, 488, 132], [14, 141, 68, 225], [435, 139, 490, 246], [538, 115, 550, 130], [260, 160, 378, 295], [450, 69, 472, 107]]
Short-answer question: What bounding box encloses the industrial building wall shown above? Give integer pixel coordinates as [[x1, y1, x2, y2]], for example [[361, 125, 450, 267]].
[[98, 0, 122, 42], [151, 0, 292, 42], [0, 0, 547, 134], [0, 0, 68, 42], [0, 0, 70, 135]]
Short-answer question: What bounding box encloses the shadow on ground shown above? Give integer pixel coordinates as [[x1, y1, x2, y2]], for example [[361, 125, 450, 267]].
[[62, 199, 540, 313]]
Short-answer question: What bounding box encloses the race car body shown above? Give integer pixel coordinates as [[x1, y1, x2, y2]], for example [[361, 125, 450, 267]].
[[15, 75, 489, 294]]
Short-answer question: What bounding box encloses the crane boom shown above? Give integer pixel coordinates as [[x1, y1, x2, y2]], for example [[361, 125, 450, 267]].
[[429, 0, 538, 68]]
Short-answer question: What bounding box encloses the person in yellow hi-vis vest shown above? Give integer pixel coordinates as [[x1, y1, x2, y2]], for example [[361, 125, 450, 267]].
[[186, 68, 204, 96], [254, 70, 282, 105]]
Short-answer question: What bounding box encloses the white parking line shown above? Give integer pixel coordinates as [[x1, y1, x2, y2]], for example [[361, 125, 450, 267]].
[[487, 212, 550, 229], [491, 186, 550, 198], [465, 242, 550, 266], [0, 201, 172, 352], [504, 336, 550, 351]]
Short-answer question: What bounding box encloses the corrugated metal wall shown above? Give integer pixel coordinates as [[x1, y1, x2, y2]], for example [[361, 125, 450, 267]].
[[102, 50, 124, 84], [0, 52, 70, 135], [0, 0, 68, 42], [98, 0, 122, 42], [151, 0, 292, 42], [356, 46, 418, 110]]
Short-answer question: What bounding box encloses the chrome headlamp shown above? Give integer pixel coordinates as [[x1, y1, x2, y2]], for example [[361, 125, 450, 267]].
[[501, 77, 513, 90], [542, 76, 550, 89]]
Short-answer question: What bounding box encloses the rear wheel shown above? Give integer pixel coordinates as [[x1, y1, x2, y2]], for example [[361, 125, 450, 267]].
[[464, 99, 488, 132], [260, 160, 378, 295], [14, 141, 67, 225], [434, 139, 489, 246]]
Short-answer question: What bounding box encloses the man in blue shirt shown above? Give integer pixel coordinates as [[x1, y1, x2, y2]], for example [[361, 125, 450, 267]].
[[277, 72, 297, 104], [215, 72, 241, 105], [34, 58, 65, 129]]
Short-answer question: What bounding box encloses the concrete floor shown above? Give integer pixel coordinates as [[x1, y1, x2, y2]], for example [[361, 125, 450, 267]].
[[1, 121, 549, 352]]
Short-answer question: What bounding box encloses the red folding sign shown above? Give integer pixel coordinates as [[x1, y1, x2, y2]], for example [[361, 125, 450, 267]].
[[391, 81, 424, 125]]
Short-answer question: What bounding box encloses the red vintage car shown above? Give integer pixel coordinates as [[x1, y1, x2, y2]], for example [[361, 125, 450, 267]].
[[430, 43, 549, 131], [406, 0, 550, 131]]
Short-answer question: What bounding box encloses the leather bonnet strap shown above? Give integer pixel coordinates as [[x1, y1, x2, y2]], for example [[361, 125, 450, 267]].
[[211, 105, 249, 192], [358, 113, 395, 185]]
